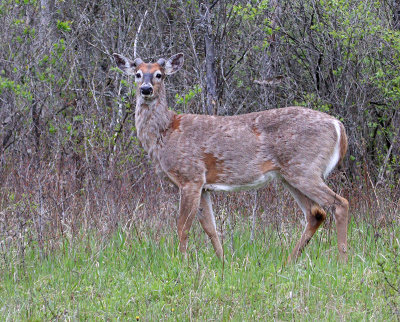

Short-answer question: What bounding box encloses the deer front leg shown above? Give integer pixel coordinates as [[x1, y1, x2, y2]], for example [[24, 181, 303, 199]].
[[198, 191, 223, 259], [177, 184, 202, 255]]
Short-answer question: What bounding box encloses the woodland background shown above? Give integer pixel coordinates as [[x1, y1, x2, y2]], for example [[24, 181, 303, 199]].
[[1, 0, 400, 255]]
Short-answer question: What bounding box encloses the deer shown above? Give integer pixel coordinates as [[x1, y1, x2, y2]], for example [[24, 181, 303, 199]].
[[113, 52, 349, 263]]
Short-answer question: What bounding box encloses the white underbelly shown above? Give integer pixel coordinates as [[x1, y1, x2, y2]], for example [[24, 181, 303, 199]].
[[203, 172, 277, 192]]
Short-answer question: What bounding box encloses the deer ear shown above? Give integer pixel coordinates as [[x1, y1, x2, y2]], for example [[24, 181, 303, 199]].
[[113, 53, 142, 75], [165, 53, 184, 75], [157, 58, 166, 67], [132, 58, 144, 68]]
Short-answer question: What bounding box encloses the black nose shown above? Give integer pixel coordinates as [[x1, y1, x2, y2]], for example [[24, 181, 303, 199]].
[[141, 85, 153, 95]]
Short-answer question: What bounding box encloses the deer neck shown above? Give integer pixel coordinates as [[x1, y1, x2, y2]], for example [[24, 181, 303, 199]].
[[135, 85, 175, 158]]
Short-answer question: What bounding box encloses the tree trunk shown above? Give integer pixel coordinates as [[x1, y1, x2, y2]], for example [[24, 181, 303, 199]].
[[39, 0, 55, 46], [261, 0, 281, 107], [203, 3, 218, 115], [31, 0, 54, 159]]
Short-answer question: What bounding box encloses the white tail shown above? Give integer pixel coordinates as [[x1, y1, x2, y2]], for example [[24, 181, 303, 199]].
[[114, 52, 349, 263]]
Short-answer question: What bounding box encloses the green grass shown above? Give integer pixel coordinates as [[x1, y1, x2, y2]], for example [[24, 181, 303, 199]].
[[0, 218, 398, 320]]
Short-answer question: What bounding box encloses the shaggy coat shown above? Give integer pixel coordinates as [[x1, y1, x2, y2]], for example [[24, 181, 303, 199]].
[[114, 53, 349, 263]]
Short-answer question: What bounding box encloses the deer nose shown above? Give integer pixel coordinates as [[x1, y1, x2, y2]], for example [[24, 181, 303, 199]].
[[140, 85, 153, 96]]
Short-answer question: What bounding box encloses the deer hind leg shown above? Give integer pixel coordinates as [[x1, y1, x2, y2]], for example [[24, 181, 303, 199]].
[[197, 191, 223, 259], [177, 183, 203, 256], [330, 193, 349, 263], [284, 176, 349, 263], [284, 183, 327, 264]]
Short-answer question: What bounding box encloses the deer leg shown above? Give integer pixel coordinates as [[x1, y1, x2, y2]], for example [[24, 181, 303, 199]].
[[285, 183, 327, 264], [284, 177, 349, 263], [332, 195, 349, 263], [177, 184, 202, 255], [197, 191, 223, 259]]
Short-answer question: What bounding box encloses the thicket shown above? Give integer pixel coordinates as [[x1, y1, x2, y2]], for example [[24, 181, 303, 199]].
[[0, 0, 399, 267]]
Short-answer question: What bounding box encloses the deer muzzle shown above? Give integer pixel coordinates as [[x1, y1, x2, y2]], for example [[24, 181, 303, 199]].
[[140, 84, 153, 97]]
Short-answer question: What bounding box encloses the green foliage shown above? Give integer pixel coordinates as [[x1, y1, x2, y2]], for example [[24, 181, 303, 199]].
[[48, 122, 56, 134], [373, 29, 400, 102], [280, 0, 400, 179], [232, 0, 270, 21], [232, 0, 275, 42], [0, 75, 32, 101], [56, 20, 72, 32], [52, 38, 66, 56], [175, 84, 201, 105]]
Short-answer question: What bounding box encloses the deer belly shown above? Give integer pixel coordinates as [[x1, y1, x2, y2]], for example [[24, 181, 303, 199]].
[[203, 171, 277, 192]]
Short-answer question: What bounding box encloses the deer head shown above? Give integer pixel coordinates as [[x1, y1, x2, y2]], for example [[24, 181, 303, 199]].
[[113, 53, 184, 100]]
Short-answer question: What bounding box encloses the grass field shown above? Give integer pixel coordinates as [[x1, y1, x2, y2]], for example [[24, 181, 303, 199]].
[[0, 215, 399, 320]]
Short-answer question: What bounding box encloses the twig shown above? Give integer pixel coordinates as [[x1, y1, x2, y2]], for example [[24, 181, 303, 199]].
[[39, 289, 58, 319], [133, 10, 148, 58], [377, 110, 399, 185], [254, 76, 284, 86], [250, 191, 257, 243], [378, 261, 400, 293]]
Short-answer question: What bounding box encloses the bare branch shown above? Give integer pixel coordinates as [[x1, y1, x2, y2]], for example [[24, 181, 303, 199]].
[[133, 10, 148, 58]]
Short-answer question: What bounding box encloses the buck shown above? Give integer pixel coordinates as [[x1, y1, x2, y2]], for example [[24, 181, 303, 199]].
[[113, 52, 349, 263]]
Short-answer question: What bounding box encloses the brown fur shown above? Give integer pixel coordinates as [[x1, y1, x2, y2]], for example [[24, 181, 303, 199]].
[[172, 114, 182, 131], [252, 125, 262, 137], [260, 160, 279, 174], [114, 53, 350, 263], [311, 205, 327, 222], [146, 63, 163, 74], [203, 153, 225, 183]]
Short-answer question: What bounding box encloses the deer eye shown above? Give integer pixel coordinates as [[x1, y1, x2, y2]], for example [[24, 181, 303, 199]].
[[155, 73, 162, 79]]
